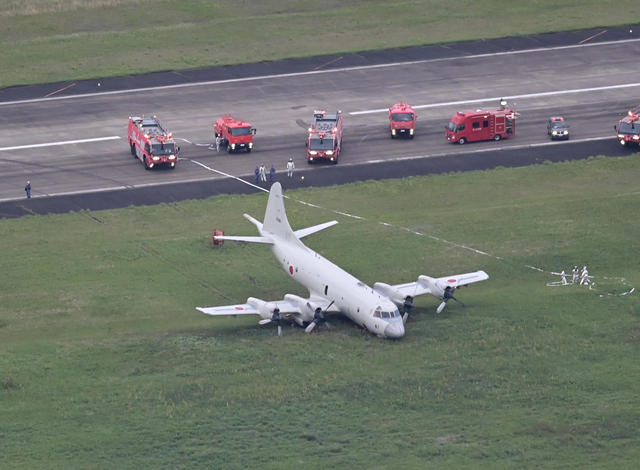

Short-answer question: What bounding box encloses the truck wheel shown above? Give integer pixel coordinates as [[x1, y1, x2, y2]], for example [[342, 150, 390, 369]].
[[332, 159, 338, 165], [246, 147, 252, 153], [144, 157, 151, 170], [494, 134, 501, 141], [410, 134, 415, 139], [391, 132, 396, 139], [458, 137, 466, 145], [227, 145, 232, 153], [130, 143, 136, 157]]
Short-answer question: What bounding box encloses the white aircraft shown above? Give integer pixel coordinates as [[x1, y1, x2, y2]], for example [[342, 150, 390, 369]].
[[197, 182, 488, 338]]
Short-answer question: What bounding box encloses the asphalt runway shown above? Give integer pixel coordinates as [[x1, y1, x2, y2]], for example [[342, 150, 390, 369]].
[[1, 24, 639, 219]]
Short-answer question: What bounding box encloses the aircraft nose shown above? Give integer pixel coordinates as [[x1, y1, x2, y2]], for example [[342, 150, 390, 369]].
[[384, 320, 405, 339]]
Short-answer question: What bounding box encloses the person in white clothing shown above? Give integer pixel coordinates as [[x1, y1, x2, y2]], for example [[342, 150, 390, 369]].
[[215, 134, 221, 152], [580, 268, 590, 285], [572, 266, 579, 284], [561, 270, 567, 285], [259, 164, 267, 182], [286, 159, 295, 177]]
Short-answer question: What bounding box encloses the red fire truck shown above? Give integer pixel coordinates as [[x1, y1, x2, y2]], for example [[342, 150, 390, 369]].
[[389, 102, 417, 139], [214, 115, 256, 153], [614, 107, 640, 145], [306, 110, 343, 164], [446, 100, 516, 144], [128, 116, 179, 170]]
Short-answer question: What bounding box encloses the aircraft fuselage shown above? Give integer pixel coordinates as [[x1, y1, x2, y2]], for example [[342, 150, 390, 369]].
[[271, 241, 405, 338]]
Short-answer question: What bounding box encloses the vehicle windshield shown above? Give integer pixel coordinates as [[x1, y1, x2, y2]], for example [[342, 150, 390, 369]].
[[373, 309, 401, 319], [392, 113, 413, 122], [309, 138, 334, 150], [229, 127, 252, 136], [447, 121, 464, 132], [619, 121, 640, 135], [550, 122, 568, 130], [151, 143, 175, 155]]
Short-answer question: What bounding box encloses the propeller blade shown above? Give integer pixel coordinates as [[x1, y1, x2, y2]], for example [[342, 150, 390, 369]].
[[277, 325, 283, 337], [323, 322, 334, 330], [305, 322, 317, 333], [452, 297, 466, 307], [258, 319, 271, 325], [436, 301, 447, 314], [402, 312, 408, 324]]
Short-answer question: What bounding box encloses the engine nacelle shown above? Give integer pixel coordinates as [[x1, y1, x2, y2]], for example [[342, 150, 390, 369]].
[[373, 282, 407, 306], [418, 275, 446, 299], [284, 294, 317, 325], [247, 297, 278, 320]]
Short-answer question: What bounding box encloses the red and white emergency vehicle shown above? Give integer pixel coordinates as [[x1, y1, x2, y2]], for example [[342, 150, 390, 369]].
[[389, 102, 417, 139], [614, 107, 640, 145], [128, 116, 179, 170], [214, 115, 256, 153], [306, 110, 343, 164], [446, 100, 516, 144]]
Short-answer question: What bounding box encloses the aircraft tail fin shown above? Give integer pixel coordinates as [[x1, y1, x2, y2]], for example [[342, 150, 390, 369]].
[[262, 183, 305, 248]]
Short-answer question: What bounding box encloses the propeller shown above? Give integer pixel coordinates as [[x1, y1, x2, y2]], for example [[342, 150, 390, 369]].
[[305, 301, 334, 333], [436, 286, 466, 314], [401, 296, 413, 323], [258, 308, 283, 336]]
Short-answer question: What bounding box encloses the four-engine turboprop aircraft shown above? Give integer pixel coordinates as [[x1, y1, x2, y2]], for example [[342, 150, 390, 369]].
[[197, 182, 489, 338]]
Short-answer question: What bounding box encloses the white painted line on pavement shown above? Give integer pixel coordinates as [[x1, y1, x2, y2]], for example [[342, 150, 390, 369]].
[[0, 135, 618, 203], [0, 136, 121, 152], [1, 38, 639, 107], [350, 83, 640, 115]]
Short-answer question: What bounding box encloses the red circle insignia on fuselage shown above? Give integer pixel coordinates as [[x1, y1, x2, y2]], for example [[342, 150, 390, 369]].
[[447, 279, 457, 283], [235, 306, 244, 311], [289, 265, 294, 275]]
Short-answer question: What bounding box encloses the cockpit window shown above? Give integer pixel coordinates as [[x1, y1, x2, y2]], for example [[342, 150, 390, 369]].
[[374, 308, 400, 319]]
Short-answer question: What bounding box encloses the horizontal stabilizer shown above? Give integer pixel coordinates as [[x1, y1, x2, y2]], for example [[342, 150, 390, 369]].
[[214, 235, 273, 244], [294, 220, 339, 238]]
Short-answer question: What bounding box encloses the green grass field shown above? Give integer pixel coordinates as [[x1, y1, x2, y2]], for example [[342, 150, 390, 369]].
[[1, 0, 639, 88], [2, 155, 640, 469]]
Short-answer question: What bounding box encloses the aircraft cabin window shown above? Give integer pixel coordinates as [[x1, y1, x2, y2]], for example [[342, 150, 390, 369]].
[[382, 311, 390, 319], [373, 311, 381, 318]]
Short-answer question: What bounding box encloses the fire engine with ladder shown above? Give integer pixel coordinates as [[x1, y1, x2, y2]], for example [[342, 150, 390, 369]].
[[614, 106, 640, 145], [128, 116, 179, 170], [446, 99, 516, 144], [306, 110, 343, 164]]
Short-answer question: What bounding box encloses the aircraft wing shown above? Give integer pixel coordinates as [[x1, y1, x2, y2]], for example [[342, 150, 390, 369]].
[[390, 270, 489, 298], [197, 295, 340, 319], [197, 299, 301, 316]]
